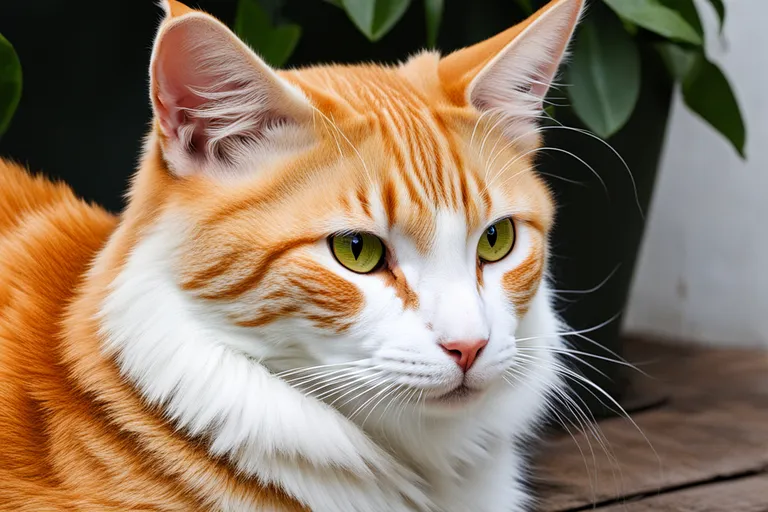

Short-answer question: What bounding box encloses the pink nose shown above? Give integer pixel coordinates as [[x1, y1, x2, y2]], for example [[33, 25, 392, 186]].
[[439, 339, 488, 372]]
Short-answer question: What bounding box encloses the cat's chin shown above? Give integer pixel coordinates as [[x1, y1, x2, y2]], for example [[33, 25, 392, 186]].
[[424, 384, 486, 409]]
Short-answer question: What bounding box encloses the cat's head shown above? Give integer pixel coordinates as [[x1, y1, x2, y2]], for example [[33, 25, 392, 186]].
[[114, 0, 582, 417]]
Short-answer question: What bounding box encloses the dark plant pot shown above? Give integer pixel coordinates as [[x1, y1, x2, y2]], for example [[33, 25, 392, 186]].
[[0, 0, 672, 415], [540, 49, 673, 416]]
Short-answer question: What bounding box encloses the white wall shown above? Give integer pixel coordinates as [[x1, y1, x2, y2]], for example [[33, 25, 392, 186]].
[[624, 0, 768, 347]]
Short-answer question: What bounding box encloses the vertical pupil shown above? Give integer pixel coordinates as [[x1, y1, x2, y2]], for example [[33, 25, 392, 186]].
[[487, 225, 497, 248], [351, 235, 363, 260]]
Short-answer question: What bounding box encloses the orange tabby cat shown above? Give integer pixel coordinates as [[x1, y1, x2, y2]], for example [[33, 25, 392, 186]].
[[0, 0, 583, 510]]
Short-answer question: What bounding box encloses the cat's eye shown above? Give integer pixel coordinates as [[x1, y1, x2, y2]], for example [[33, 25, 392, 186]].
[[477, 218, 516, 263], [330, 232, 385, 274]]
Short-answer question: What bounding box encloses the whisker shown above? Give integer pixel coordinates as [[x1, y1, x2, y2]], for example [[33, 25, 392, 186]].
[[360, 382, 404, 428], [492, 146, 609, 197], [285, 363, 381, 389], [518, 346, 648, 377], [538, 122, 644, 219], [508, 360, 625, 497], [526, 356, 659, 468], [312, 107, 375, 189], [312, 370, 384, 401], [504, 370, 600, 497], [550, 264, 621, 295], [347, 378, 395, 420], [514, 312, 623, 346], [329, 373, 388, 407], [300, 367, 385, 398], [479, 111, 514, 168], [278, 359, 369, 380], [516, 349, 610, 381], [470, 109, 501, 151]]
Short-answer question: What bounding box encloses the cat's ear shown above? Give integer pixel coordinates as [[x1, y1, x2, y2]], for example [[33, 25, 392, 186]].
[[150, 0, 313, 176], [438, 0, 583, 143]]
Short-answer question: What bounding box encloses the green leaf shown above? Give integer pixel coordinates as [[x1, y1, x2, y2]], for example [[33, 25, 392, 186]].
[[565, 11, 641, 139], [656, 42, 697, 80], [682, 55, 746, 157], [424, 0, 443, 47], [513, 0, 533, 14], [235, 0, 301, 68], [603, 0, 702, 45], [621, 19, 639, 36], [0, 33, 21, 137], [340, 0, 412, 42], [659, 0, 703, 37], [705, 0, 726, 32]]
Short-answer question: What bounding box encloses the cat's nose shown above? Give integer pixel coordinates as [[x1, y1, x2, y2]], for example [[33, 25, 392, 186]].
[[439, 339, 488, 372]]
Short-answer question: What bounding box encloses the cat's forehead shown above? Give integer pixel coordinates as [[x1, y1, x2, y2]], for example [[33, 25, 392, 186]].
[[284, 65, 531, 212], [192, 61, 552, 254], [280, 55, 447, 117]]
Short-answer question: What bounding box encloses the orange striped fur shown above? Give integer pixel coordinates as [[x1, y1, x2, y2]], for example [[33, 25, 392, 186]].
[[0, 0, 584, 510]]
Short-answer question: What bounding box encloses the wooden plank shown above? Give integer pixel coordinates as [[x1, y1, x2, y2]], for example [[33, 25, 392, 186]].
[[594, 473, 768, 511], [534, 340, 768, 511]]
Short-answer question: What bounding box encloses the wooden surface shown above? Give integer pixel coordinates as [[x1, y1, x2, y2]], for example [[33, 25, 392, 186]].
[[534, 338, 768, 511]]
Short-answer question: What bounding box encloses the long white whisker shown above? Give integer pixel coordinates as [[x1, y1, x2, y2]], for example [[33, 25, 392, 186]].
[[313, 370, 384, 401], [330, 373, 388, 407], [354, 381, 403, 425], [538, 122, 643, 218], [519, 346, 649, 377], [286, 364, 383, 389], [514, 312, 623, 346], [301, 367, 385, 399], [517, 349, 609, 381], [313, 107, 375, 189], [347, 378, 395, 420], [550, 265, 621, 295], [529, 356, 659, 469], [275, 359, 368, 378]]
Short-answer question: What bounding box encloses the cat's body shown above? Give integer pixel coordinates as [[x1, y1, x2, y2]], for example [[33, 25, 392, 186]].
[[0, 0, 583, 510]]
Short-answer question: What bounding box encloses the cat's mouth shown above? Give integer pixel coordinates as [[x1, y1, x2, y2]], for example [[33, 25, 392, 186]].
[[427, 384, 482, 407]]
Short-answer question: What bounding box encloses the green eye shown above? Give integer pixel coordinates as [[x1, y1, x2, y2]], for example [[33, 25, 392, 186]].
[[330, 232, 385, 274], [477, 218, 515, 263]]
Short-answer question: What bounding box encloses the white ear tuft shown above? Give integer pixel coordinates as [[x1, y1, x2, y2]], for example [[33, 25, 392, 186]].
[[470, 0, 583, 113], [442, 0, 584, 146], [150, 13, 313, 176]]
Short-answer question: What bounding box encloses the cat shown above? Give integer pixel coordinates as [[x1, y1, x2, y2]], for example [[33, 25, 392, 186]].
[[0, 0, 583, 510]]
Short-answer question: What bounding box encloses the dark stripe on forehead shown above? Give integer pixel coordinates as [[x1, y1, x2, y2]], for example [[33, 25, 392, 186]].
[[356, 187, 372, 219], [381, 179, 398, 227]]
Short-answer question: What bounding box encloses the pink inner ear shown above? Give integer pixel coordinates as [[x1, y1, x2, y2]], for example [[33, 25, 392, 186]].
[[467, 0, 582, 123], [152, 18, 291, 165], [153, 22, 217, 145]]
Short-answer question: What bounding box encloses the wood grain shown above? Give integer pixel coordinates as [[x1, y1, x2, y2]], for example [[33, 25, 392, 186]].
[[594, 473, 768, 511], [534, 338, 768, 512]]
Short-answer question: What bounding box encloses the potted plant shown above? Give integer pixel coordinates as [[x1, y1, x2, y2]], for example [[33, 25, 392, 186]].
[[0, 33, 21, 139]]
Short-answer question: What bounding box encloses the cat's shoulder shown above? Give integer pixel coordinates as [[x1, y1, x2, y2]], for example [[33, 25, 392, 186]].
[[0, 158, 116, 241]]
